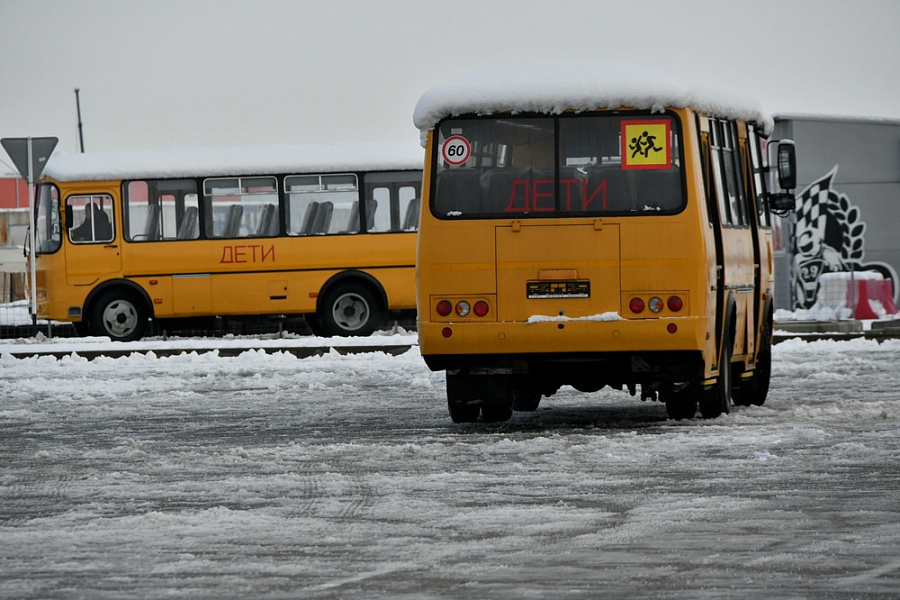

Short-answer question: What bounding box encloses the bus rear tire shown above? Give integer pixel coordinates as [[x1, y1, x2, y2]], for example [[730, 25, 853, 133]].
[[90, 290, 148, 342], [317, 284, 381, 337], [512, 378, 541, 411], [733, 316, 772, 407], [662, 388, 698, 420], [698, 331, 733, 419]]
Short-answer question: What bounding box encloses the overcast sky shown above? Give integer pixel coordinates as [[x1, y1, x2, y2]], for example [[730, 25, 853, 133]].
[[2, 0, 898, 159]]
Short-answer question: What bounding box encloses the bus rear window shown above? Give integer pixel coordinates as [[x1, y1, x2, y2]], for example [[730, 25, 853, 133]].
[[432, 113, 684, 218]]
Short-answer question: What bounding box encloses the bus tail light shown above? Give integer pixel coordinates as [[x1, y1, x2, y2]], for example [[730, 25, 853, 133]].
[[629, 297, 645, 313], [436, 300, 452, 316], [648, 297, 664, 313], [435, 298, 490, 318], [667, 296, 684, 312]]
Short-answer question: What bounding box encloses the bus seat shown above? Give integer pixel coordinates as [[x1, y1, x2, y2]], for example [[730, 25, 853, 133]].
[[143, 204, 161, 241], [403, 198, 420, 230], [312, 201, 333, 234], [435, 169, 481, 217], [255, 203, 277, 236], [343, 201, 361, 233], [481, 168, 532, 213], [299, 202, 319, 235], [364, 200, 377, 231], [177, 206, 199, 239], [222, 204, 244, 237]]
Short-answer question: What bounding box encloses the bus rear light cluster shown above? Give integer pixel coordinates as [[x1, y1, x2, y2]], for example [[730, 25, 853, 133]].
[[628, 295, 685, 315], [435, 299, 489, 318]]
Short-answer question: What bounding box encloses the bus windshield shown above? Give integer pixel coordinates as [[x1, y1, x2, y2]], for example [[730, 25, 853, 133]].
[[432, 112, 683, 218]]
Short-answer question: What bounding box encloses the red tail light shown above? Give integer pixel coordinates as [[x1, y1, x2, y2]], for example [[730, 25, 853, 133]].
[[629, 297, 645, 313], [473, 301, 489, 317], [436, 300, 452, 316], [667, 296, 684, 312]]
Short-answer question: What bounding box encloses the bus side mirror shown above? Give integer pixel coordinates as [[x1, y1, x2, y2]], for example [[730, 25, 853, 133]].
[[776, 140, 797, 191], [768, 192, 796, 212]]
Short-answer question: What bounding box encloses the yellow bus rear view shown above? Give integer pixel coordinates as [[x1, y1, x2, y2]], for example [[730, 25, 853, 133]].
[[413, 61, 797, 423]]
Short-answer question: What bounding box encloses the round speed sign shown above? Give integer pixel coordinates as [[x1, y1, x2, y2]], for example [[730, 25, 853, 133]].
[[441, 135, 471, 166]]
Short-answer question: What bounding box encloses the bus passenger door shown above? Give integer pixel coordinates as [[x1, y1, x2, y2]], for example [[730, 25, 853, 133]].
[[707, 119, 756, 362], [65, 194, 122, 286]]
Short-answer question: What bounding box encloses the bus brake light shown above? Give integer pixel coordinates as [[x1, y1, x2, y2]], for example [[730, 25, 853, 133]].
[[473, 301, 489, 317], [436, 300, 452, 316], [629, 297, 645, 313], [667, 296, 684, 312]]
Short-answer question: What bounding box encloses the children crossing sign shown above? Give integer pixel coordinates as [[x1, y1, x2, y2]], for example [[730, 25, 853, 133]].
[[621, 120, 670, 170]]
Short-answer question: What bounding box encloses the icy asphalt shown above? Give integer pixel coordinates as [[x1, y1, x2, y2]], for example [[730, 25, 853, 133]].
[[1, 334, 899, 599]]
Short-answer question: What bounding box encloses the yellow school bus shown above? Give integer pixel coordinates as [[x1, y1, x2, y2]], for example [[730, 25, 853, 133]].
[[30, 141, 423, 340], [413, 61, 796, 422]]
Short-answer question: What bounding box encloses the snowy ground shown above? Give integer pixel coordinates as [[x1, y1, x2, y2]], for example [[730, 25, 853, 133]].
[[2, 335, 899, 599]]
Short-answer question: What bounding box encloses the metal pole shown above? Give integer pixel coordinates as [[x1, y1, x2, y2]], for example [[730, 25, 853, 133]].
[[75, 88, 84, 153], [26, 138, 37, 321]]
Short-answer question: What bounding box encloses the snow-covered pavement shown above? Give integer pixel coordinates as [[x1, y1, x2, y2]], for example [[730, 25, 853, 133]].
[[2, 336, 899, 598]]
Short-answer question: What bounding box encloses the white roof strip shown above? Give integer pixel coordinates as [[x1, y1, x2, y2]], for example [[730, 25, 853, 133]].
[[42, 140, 424, 182], [413, 60, 773, 139]]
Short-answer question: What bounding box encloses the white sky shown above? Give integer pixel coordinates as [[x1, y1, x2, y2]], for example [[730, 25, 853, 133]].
[[2, 0, 899, 156]]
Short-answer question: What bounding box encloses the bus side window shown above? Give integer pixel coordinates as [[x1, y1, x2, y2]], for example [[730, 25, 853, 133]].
[[68, 195, 114, 243]]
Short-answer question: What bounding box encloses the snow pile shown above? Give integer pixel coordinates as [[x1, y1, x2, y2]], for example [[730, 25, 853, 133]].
[[526, 311, 623, 324], [413, 59, 773, 142]]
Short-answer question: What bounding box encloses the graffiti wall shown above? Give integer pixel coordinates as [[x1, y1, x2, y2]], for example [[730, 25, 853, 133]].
[[772, 116, 900, 312], [791, 166, 898, 309]]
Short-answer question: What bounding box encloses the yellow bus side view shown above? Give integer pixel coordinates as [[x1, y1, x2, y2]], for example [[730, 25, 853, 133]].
[[30, 142, 423, 341], [413, 61, 797, 423]]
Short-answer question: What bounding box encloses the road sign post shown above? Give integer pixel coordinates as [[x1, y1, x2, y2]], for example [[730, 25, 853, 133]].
[[1, 137, 58, 319]]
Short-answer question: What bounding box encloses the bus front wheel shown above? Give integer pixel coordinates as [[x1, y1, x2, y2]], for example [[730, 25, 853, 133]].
[[317, 284, 381, 337], [90, 290, 148, 342]]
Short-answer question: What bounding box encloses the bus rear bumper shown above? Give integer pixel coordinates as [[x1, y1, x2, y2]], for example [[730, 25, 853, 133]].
[[419, 316, 710, 379]]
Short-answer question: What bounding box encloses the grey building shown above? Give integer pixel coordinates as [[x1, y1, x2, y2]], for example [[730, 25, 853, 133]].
[[771, 115, 900, 312]]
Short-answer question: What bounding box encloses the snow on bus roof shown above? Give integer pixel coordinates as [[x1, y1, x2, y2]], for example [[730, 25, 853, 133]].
[[42, 140, 424, 182], [413, 60, 773, 141]]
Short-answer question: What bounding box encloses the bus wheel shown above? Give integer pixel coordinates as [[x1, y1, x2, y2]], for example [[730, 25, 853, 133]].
[[661, 388, 697, 420], [90, 290, 148, 341], [512, 378, 541, 411], [447, 399, 480, 423], [481, 399, 513, 423], [446, 371, 481, 423], [699, 332, 733, 419], [318, 284, 381, 337], [733, 318, 772, 407]]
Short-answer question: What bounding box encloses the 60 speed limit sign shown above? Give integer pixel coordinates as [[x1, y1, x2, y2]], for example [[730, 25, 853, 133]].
[[441, 135, 471, 166]]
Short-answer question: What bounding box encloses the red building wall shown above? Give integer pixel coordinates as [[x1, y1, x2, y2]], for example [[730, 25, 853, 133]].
[[0, 177, 29, 209]]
